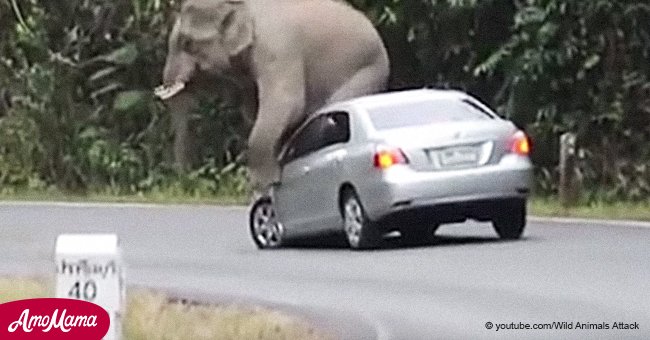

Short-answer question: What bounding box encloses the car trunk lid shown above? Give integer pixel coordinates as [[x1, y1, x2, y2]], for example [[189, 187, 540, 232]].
[[375, 120, 516, 171]]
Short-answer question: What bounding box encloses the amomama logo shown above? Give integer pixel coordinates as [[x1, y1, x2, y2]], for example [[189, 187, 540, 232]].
[[0, 298, 109, 339]]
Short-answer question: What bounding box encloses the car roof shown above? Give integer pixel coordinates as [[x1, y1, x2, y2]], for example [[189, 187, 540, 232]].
[[281, 89, 486, 158], [318, 88, 472, 114]]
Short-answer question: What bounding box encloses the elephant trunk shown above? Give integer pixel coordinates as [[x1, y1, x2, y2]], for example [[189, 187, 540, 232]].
[[155, 50, 200, 171]]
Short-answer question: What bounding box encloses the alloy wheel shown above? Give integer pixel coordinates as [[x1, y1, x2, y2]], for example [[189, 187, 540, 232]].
[[251, 200, 283, 248], [344, 197, 364, 248]]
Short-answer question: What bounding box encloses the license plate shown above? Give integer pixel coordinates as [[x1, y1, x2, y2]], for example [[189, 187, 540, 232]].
[[439, 146, 479, 166]]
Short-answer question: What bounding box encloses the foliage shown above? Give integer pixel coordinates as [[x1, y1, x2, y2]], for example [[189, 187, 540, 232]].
[[0, 0, 248, 197], [0, 0, 648, 201], [474, 0, 650, 201], [0, 112, 45, 192]]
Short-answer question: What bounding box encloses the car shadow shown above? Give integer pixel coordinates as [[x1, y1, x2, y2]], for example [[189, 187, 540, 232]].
[[389, 234, 504, 250], [284, 232, 524, 251], [285, 233, 350, 249]]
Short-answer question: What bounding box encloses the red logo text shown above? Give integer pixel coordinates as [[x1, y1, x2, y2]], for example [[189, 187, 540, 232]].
[[0, 298, 109, 339]]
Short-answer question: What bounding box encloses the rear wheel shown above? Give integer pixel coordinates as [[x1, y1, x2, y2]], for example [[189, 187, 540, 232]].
[[492, 199, 526, 240], [341, 190, 380, 250], [249, 196, 284, 249]]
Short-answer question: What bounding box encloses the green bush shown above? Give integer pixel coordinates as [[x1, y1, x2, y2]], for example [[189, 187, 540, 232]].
[[0, 112, 45, 192], [474, 0, 650, 201], [1, 0, 248, 197]]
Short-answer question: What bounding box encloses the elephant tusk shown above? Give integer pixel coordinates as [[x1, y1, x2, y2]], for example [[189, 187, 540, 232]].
[[154, 82, 186, 100]]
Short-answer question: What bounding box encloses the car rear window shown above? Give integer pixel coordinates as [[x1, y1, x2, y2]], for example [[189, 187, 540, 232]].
[[367, 98, 495, 130]]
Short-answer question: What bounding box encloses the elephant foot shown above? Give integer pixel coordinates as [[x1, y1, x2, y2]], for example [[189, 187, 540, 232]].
[[249, 164, 281, 189], [250, 188, 265, 204], [250, 184, 278, 205]]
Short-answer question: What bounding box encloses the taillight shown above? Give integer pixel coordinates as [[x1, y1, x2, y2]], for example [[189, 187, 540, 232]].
[[509, 131, 530, 156], [374, 147, 408, 169]]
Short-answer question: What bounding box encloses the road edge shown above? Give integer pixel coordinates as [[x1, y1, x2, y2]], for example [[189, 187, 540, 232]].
[[528, 215, 650, 228], [2, 200, 649, 229], [132, 285, 379, 340]]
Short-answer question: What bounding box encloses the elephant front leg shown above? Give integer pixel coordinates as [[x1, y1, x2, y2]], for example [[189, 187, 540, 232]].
[[247, 109, 300, 192], [238, 78, 258, 129], [247, 71, 306, 193], [247, 125, 281, 193]]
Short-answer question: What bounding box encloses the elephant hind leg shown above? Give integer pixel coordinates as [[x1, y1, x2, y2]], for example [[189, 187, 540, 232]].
[[326, 63, 389, 104]]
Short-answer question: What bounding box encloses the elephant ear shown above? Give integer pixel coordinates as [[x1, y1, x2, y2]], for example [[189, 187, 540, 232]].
[[220, 0, 254, 57]]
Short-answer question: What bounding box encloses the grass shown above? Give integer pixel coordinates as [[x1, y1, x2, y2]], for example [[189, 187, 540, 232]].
[[0, 277, 328, 340], [0, 188, 248, 206], [529, 197, 650, 222], [0, 276, 48, 302]]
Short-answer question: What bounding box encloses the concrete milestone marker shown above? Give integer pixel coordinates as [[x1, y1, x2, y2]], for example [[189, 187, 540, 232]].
[[55, 234, 124, 340]]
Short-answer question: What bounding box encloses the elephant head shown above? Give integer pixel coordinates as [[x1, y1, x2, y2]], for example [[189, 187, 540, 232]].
[[155, 0, 254, 100]]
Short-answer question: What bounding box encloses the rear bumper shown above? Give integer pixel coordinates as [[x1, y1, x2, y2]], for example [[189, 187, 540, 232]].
[[376, 198, 525, 228], [360, 154, 532, 222]]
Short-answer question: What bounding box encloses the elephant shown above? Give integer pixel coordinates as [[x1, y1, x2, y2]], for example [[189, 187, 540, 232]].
[[155, 0, 389, 191]]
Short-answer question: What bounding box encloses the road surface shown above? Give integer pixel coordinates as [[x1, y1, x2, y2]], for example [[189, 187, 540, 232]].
[[0, 202, 648, 339]]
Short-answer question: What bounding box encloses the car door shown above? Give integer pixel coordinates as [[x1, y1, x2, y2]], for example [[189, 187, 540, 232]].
[[274, 116, 327, 235], [303, 112, 351, 231], [274, 113, 351, 235]]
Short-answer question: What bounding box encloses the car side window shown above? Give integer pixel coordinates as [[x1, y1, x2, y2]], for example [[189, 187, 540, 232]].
[[321, 112, 350, 148], [282, 117, 324, 163], [282, 112, 350, 164]]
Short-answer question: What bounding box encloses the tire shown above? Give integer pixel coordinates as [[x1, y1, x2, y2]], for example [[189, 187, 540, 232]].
[[249, 196, 284, 249], [340, 189, 381, 250], [492, 199, 527, 240]]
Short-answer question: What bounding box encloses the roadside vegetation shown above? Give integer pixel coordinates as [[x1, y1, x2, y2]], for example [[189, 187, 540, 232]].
[[0, 277, 328, 340], [530, 198, 650, 222], [0, 1, 648, 206], [0, 187, 248, 205]]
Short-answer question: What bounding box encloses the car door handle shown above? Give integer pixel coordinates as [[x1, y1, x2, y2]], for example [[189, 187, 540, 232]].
[[302, 166, 311, 174]]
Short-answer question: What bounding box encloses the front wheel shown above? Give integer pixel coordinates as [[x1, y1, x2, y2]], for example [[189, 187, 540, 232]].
[[492, 199, 527, 240], [341, 190, 380, 250], [249, 196, 284, 249]]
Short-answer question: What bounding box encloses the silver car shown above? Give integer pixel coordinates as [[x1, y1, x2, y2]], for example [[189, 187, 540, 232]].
[[249, 89, 532, 250]]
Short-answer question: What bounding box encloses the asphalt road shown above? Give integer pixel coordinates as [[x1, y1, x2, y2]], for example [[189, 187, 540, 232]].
[[1, 202, 649, 339]]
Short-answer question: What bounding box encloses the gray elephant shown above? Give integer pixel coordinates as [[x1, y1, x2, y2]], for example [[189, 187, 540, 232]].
[[155, 0, 389, 190]]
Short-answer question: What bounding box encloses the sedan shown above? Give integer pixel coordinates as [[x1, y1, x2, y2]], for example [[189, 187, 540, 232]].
[[249, 89, 532, 250]]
